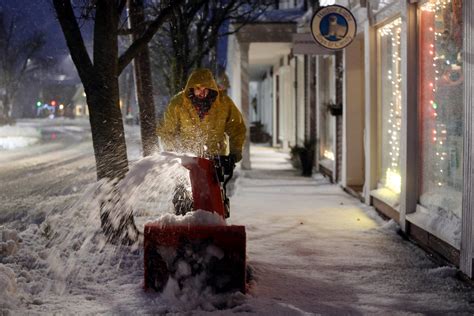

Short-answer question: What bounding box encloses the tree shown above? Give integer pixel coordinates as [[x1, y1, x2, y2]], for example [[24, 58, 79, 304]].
[[0, 10, 45, 122], [149, 0, 271, 97], [129, 0, 157, 157], [53, 0, 183, 243], [53, 0, 183, 180]]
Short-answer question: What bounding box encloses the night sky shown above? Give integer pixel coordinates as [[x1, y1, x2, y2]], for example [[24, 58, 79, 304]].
[[1, 0, 92, 57], [2, 1, 228, 77]]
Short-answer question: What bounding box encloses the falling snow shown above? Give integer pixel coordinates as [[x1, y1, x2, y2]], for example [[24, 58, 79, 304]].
[[1, 120, 474, 315]]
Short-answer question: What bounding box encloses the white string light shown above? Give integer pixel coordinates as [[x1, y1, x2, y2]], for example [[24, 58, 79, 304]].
[[379, 18, 402, 194], [422, 0, 453, 187]]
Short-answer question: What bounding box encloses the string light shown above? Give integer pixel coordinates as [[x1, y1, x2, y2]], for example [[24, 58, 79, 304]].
[[422, 0, 454, 188], [379, 18, 402, 194], [323, 150, 335, 161]]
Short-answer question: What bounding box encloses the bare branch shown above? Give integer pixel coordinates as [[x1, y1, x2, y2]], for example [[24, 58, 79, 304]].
[[118, 0, 128, 15], [118, 0, 185, 74], [118, 27, 137, 35]]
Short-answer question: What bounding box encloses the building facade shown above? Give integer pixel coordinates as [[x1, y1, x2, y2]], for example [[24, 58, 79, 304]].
[[227, 0, 474, 278]]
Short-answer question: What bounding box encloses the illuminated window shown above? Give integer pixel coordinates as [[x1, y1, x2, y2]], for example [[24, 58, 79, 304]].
[[377, 17, 402, 194], [320, 56, 336, 164], [419, 0, 463, 218]]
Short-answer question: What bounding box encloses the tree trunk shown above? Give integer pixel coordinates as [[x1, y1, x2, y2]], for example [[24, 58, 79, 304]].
[[130, 0, 157, 157], [85, 81, 129, 181], [2, 94, 11, 118], [90, 2, 139, 245], [87, 1, 129, 182], [52, 0, 180, 244]]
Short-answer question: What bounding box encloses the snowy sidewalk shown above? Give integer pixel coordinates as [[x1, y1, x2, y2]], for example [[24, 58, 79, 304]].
[[228, 145, 474, 315]]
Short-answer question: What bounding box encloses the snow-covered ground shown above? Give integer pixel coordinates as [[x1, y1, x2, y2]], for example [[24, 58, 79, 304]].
[[0, 123, 41, 150], [1, 119, 474, 315]]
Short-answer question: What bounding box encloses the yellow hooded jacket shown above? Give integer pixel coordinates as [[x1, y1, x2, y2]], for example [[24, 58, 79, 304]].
[[158, 68, 246, 161]]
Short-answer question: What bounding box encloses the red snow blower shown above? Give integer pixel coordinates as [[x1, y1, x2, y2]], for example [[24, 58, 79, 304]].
[[144, 155, 246, 293]]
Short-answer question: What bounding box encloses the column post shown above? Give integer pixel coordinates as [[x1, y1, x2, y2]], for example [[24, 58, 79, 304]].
[[399, 0, 419, 232], [363, 20, 378, 204], [240, 41, 251, 170], [461, 0, 474, 278]]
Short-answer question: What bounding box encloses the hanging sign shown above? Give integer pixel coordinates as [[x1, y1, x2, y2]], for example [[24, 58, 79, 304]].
[[310, 5, 357, 50]]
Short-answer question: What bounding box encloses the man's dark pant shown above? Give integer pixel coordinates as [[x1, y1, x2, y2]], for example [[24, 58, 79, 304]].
[[172, 184, 193, 216]]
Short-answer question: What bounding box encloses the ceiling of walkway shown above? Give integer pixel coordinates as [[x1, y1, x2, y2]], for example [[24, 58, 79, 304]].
[[248, 42, 292, 81], [249, 42, 292, 65]]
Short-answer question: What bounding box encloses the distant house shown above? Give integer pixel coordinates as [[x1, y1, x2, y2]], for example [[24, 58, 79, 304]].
[[71, 85, 89, 117]]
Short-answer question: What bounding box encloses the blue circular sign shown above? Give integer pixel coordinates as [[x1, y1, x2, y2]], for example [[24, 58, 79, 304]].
[[311, 5, 357, 50]]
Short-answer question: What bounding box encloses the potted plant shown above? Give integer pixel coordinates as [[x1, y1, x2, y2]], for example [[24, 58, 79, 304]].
[[250, 121, 271, 143], [326, 101, 343, 116], [290, 138, 316, 177]]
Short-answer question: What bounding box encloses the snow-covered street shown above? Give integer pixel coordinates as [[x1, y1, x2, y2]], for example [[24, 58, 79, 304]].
[[1, 120, 474, 315]]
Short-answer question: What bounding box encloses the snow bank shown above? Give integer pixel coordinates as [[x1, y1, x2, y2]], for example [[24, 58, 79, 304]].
[[420, 189, 462, 219], [427, 266, 458, 278], [406, 204, 461, 249], [0, 125, 41, 150], [0, 264, 17, 309], [370, 187, 400, 209], [0, 228, 20, 257]]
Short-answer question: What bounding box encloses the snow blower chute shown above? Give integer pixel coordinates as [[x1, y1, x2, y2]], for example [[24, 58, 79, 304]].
[[144, 155, 246, 293]]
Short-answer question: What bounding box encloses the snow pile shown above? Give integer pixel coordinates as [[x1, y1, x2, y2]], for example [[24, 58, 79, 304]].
[[370, 187, 400, 209], [0, 125, 41, 150], [427, 266, 458, 279], [406, 204, 461, 248], [0, 264, 17, 310], [420, 189, 462, 218], [0, 228, 20, 257], [152, 210, 226, 227]]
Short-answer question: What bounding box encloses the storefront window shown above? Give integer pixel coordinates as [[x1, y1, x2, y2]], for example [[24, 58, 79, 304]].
[[322, 111, 335, 161], [419, 0, 463, 219], [377, 18, 402, 194], [320, 56, 335, 164]]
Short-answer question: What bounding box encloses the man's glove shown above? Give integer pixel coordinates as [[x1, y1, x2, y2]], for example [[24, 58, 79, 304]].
[[231, 152, 242, 163]]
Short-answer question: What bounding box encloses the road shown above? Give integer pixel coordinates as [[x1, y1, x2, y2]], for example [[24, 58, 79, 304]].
[[0, 119, 141, 230]]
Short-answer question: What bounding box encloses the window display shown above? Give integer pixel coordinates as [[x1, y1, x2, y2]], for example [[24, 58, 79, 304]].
[[377, 18, 402, 195], [320, 56, 336, 165], [419, 0, 463, 220]]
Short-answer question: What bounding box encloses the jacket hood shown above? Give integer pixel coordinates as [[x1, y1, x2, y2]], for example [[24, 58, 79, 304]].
[[184, 68, 219, 94]]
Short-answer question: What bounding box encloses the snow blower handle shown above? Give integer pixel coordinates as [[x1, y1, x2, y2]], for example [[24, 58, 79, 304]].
[[213, 155, 235, 185], [213, 155, 236, 219]]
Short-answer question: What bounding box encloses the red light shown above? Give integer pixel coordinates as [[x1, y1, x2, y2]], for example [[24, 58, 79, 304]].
[[51, 100, 57, 106]]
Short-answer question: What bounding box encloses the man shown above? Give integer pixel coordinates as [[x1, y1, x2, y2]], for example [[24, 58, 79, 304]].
[[158, 68, 246, 161], [158, 68, 246, 215]]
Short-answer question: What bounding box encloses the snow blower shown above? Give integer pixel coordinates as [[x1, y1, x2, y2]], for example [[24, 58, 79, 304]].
[[144, 155, 246, 293]]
